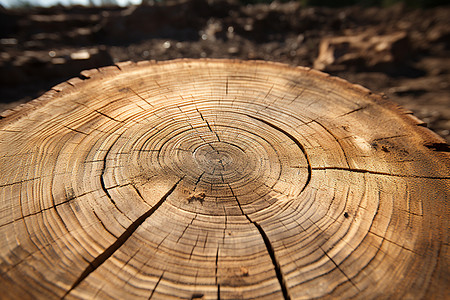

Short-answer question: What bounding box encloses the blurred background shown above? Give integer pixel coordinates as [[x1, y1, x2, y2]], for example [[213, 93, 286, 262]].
[[0, 0, 449, 142]]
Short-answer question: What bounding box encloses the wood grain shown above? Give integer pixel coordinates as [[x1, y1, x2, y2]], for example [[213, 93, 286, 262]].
[[0, 59, 448, 299]]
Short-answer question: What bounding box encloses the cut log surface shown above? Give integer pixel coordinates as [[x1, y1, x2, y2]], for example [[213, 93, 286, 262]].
[[0, 59, 448, 300]]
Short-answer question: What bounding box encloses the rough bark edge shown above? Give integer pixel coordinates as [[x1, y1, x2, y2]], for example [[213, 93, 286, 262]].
[[0, 58, 447, 150]]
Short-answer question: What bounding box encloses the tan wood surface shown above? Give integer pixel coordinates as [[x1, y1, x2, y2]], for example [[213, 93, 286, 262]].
[[0, 59, 448, 299]]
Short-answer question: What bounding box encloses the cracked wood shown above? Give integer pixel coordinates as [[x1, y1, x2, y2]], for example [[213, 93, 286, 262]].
[[0, 59, 448, 300]]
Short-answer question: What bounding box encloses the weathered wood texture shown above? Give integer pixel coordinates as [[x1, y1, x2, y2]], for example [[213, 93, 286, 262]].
[[0, 59, 448, 299]]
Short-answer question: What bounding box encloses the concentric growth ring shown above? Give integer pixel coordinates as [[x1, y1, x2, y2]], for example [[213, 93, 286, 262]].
[[0, 59, 448, 300]]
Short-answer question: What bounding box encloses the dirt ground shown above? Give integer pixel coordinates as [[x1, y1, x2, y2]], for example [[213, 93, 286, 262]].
[[1, 0, 449, 143]]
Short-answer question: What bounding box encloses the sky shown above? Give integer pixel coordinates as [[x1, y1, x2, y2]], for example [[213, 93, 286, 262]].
[[0, 0, 141, 7]]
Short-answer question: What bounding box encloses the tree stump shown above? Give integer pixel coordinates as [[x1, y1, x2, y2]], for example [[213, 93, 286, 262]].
[[0, 59, 448, 299]]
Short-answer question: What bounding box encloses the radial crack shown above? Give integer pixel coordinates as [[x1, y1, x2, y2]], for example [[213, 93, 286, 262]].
[[205, 117, 221, 142], [193, 172, 205, 192], [320, 246, 360, 291], [129, 87, 154, 108], [196, 108, 221, 143], [148, 271, 164, 300], [312, 166, 450, 179], [215, 246, 219, 285], [62, 125, 88, 135], [176, 214, 197, 243], [289, 87, 305, 104], [225, 76, 229, 95], [94, 109, 123, 123], [228, 184, 291, 300], [189, 235, 200, 259], [338, 105, 370, 117], [205, 119, 214, 133], [63, 177, 184, 298]]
